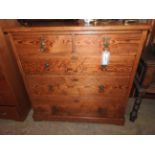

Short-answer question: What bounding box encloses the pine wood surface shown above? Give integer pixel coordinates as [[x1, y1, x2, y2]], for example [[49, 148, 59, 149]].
[[4, 24, 149, 124]]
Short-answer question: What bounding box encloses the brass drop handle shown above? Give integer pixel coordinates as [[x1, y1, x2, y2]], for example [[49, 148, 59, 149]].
[[71, 55, 78, 61], [101, 37, 111, 68], [44, 63, 49, 70], [39, 37, 46, 52], [99, 85, 105, 92], [100, 65, 108, 70]]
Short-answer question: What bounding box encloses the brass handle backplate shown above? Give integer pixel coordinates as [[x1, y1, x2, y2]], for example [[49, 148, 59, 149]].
[[100, 65, 108, 71], [39, 37, 46, 52], [99, 85, 105, 92], [44, 63, 49, 70], [101, 65, 108, 69], [103, 37, 110, 49], [48, 85, 54, 92]]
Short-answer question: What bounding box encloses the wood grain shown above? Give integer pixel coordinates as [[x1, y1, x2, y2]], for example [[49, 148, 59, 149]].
[[5, 24, 149, 124], [74, 34, 140, 56], [32, 96, 126, 118], [26, 75, 129, 97], [18, 56, 134, 75], [3, 24, 150, 33], [12, 33, 140, 57], [12, 34, 72, 56], [33, 113, 125, 125]]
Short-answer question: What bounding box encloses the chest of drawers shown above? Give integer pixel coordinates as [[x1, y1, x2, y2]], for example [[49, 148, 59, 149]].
[[4, 25, 149, 124]]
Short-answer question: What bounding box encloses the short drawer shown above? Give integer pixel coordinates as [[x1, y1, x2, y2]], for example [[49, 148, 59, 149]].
[[26, 75, 130, 97], [74, 33, 141, 56], [12, 34, 73, 57], [32, 96, 126, 118], [0, 106, 19, 120], [20, 55, 134, 76]]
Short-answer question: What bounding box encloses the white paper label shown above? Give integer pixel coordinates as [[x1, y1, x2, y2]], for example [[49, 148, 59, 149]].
[[101, 50, 110, 65]]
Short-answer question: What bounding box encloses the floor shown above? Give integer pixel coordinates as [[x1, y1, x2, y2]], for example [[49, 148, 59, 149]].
[[0, 98, 155, 135]]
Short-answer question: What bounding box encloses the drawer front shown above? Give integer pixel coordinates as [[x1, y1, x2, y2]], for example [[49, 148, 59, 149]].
[[0, 106, 18, 119], [19, 55, 135, 76], [32, 96, 126, 118], [26, 75, 129, 97], [74, 34, 140, 56], [12, 34, 73, 57]]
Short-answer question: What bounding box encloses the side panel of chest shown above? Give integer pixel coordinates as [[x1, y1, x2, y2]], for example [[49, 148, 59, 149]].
[[0, 66, 17, 106], [0, 28, 31, 121]]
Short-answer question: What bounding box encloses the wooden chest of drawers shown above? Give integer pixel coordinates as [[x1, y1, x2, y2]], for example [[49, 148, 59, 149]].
[[4, 25, 149, 124]]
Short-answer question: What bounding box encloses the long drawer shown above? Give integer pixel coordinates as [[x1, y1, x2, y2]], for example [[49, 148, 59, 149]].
[[18, 55, 135, 76], [26, 75, 130, 97], [32, 96, 126, 118]]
